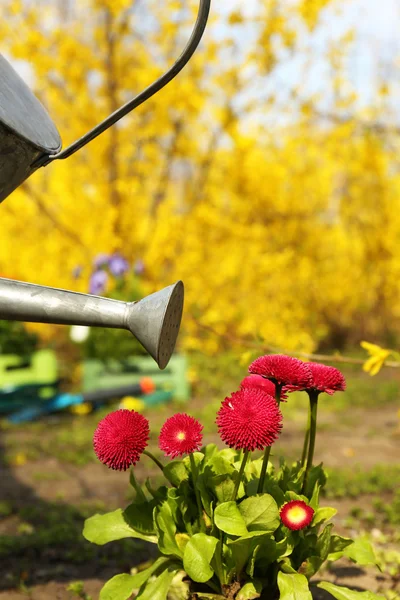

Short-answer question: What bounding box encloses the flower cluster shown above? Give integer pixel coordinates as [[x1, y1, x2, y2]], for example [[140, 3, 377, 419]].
[[92, 354, 345, 538], [87, 355, 376, 600], [89, 252, 131, 295], [240, 374, 288, 400], [78, 253, 145, 296], [249, 354, 312, 389], [248, 353, 346, 397]]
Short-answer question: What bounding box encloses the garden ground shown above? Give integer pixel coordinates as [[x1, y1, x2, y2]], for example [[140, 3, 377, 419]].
[[0, 359, 399, 599]]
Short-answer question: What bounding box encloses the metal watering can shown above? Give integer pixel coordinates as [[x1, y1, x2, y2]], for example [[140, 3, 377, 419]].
[[0, 0, 211, 369]]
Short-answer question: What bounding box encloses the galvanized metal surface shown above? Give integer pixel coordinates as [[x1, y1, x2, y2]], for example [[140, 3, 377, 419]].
[[0, 278, 184, 369], [0, 55, 61, 151], [0, 54, 62, 201]]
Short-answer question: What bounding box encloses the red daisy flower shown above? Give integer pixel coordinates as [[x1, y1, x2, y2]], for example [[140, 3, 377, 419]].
[[307, 363, 346, 395], [280, 500, 314, 531], [240, 374, 288, 401], [249, 354, 312, 390], [159, 413, 203, 459], [216, 387, 282, 452], [93, 409, 149, 471]]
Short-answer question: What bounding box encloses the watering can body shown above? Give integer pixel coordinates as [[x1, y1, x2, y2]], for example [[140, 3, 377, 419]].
[[0, 54, 62, 202]]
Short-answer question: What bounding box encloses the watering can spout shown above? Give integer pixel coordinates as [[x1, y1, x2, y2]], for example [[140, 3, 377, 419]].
[[0, 278, 184, 369], [126, 282, 184, 369]]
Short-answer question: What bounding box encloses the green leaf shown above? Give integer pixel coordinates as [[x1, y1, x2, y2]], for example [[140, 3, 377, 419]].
[[175, 533, 190, 553], [99, 558, 170, 600], [246, 544, 261, 578], [316, 523, 333, 561], [298, 555, 324, 579], [196, 474, 213, 517], [327, 534, 354, 562], [183, 533, 219, 583], [212, 474, 236, 503], [83, 509, 157, 545], [279, 559, 298, 575], [136, 565, 179, 600], [247, 477, 285, 506], [163, 461, 188, 486], [284, 491, 309, 503], [253, 534, 279, 566], [343, 537, 378, 567], [130, 470, 147, 503], [124, 501, 155, 535], [229, 531, 274, 575], [214, 502, 248, 536], [277, 572, 312, 600], [219, 448, 238, 462], [203, 444, 219, 460], [183, 451, 204, 472], [317, 582, 385, 600], [154, 502, 182, 557], [303, 464, 326, 498], [205, 454, 234, 477], [312, 507, 337, 527], [236, 580, 262, 600], [238, 494, 280, 532], [145, 480, 168, 502], [287, 464, 306, 494], [309, 483, 320, 510], [246, 457, 263, 478], [166, 488, 181, 526], [276, 535, 295, 558]]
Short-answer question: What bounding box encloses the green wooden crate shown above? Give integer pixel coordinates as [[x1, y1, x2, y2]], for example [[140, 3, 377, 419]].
[[82, 354, 190, 402]]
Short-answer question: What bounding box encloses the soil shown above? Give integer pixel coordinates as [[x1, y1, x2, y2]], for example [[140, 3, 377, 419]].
[[0, 406, 399, 599]]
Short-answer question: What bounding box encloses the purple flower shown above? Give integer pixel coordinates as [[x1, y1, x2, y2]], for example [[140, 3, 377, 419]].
[[89, 270, 108, 295], [134, 259, 145, 275], [109, 253, 129, 276], [93, 253, 110, 269]]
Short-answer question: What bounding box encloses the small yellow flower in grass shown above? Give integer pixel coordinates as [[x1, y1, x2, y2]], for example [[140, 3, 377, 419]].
[[280, 500, 314, 531], [70, 402, 92, 415], [11, 452, 27, 466]]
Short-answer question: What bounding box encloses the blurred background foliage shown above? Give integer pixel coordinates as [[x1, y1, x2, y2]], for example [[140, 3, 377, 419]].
[[1, 0, 400, 360]]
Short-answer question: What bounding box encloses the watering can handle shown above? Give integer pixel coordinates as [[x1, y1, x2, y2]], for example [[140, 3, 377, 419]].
[[36, 0, 210, 167]]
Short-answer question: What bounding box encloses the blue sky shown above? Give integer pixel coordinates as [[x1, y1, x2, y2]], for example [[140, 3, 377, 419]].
[[219, 0, 400, 118]]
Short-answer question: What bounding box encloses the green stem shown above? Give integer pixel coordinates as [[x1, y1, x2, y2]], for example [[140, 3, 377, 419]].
[[257, 447, 271, 494], [302, 391, 319, 495], [190, 453, 205, 532], [300, 400, 311, 468], [143, 450, 164, 472], [232, 450, 250, 501], [257, 382, 282, 494]]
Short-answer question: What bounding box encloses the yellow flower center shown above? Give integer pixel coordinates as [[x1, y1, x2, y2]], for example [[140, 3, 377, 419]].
[[176, 431, 186, 441], [287, 506, 306, 524]]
